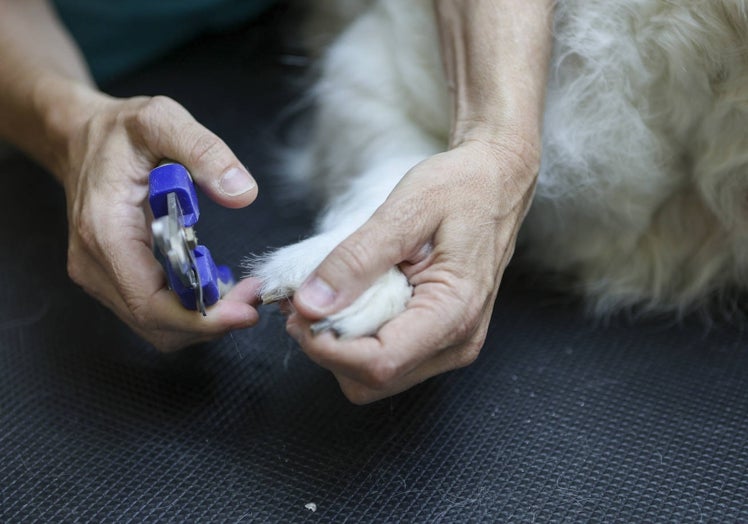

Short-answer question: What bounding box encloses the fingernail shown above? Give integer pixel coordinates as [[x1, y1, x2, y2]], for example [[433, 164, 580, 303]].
[[220, 167, 255, 196], [297, 276, 336, 312]]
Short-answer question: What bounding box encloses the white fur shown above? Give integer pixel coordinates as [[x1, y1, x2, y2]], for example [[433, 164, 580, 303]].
[[251, 0, 748, 337], [529, 0, 748, 313]]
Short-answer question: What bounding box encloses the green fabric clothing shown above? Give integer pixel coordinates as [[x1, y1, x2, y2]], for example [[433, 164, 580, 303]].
[[52, 0, 275, 83]]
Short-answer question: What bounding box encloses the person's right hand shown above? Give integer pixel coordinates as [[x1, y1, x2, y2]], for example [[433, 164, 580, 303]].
[[58, 92, 261, 351]]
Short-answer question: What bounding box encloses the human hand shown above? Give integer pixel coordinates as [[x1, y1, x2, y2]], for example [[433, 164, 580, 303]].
[[286, 137, 540, 403], [58, 92, 261, 351]]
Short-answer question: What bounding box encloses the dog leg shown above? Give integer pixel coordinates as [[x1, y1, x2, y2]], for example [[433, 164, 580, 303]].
[[251, 2, 445, 337]]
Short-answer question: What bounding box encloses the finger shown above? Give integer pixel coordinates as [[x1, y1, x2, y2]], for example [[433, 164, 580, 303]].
[[237, 276, 296, 313], [142, 288, 260, 335], [83, 247, 259, 349], [97, 233, 258, 338], [117, 284, 260, 352], [292, 283, 494, 404], [68, 244, 203, 349], [134, 96, 257, 208], [333, 293, 496, 405], [223, 277, 263, 307], [293, 202, 433, 320]]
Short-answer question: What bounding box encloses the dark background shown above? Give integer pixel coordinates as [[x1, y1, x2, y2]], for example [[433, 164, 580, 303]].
[[2, 7, 747, 522]]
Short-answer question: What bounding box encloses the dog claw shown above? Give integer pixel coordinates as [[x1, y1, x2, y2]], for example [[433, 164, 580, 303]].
[[310, 318, 336, 336], [261, 289, 293, 304]]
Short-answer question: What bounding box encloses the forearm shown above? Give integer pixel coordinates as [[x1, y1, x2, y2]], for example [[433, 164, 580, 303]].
[[434, 0, 555, 153], [0, 0, 102, 177]]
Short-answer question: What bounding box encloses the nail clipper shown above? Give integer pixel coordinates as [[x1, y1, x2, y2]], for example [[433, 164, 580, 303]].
[[149, 163, 235, 315]]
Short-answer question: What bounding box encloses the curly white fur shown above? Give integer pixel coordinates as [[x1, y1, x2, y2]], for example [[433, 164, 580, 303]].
[[530, 0, 748, 312]]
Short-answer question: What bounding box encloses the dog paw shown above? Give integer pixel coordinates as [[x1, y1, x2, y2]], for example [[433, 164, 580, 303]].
[[310, 267, 412, 338], [247, 233, 339, 304], [248, 236, 412, 338]]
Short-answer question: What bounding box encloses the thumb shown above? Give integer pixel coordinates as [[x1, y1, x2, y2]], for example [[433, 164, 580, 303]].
[[140, 96, 258, 208], [293, 212, 424, 320]]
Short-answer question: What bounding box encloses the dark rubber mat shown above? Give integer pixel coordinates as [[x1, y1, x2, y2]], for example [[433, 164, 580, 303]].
[[2, 6, 747, 522]]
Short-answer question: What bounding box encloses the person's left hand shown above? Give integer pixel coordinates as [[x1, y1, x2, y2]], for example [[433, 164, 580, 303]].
[[284, 136, 540, 404]]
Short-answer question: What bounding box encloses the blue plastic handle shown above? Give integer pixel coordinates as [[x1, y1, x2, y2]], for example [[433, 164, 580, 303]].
[[149, 163, 235, 311], [149, 163, 199, 226], [166, 246, 235, 310]]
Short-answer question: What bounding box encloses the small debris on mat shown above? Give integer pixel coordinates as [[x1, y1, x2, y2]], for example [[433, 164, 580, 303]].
[[304, 502, 317, 513]]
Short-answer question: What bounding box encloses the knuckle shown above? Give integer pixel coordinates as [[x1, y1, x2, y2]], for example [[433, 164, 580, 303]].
[[146, 95, 180, 115], [376, 195, 430, 245], [187, 133, 225, 167], [452, 307, 479, 343], [447, 282, 488, 343], [66, 214, 98, 283], [362, 357, 399, 390], [70, 201, 107, 260], [66, 247, 85, 286], [150, 334, 184, 353], [146, 332, 169, 352], [455, 337, 484, 368], [332, 241, 371, 279], [379, 201, 418, 234], [135, 310, 198, 353], [75, 208, 98, 248], [128, 297, 156, 330], [133, 95, 180, 133], [340, 383, 376, 405], [129, 306, 149, 328]]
